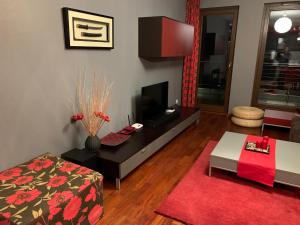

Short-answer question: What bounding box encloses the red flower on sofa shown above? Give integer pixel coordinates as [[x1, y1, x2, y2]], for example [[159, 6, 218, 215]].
[[78, 179, 91, 192], [47, 176, 67, 188], [85, 186, 96, 202], [76, 215, 86, 225], [88, 204, 103, 225], [0, 219, 10, 225], [6, 189, 41, 205], [63, 196, 82, 221], [48, 207, 62, 220], [76, 167, 92, 175], [0, 212, 10, 219], [48, 191, 74, 209], [0, 168, 22, 181], [12, 176, 34, 185], [27, 159, 53, 172], [59, 162, 79, 173], [0, 212, 11, 225]]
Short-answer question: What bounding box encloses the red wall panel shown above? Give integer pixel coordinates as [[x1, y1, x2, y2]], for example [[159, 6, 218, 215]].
[[161, 17, 194, 57]]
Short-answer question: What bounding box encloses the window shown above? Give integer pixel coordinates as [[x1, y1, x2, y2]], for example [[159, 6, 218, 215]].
[[252, 2, 300, 110]]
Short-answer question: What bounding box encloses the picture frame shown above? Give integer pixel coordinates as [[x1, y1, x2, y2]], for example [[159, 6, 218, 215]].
[[62, 7, 114, 49]]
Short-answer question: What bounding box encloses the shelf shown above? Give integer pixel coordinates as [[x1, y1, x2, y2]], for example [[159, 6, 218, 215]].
[[138, 16, 194, 60]]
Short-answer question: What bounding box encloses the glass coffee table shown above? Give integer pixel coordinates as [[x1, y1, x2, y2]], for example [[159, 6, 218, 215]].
[[209, 131, 300, 188]]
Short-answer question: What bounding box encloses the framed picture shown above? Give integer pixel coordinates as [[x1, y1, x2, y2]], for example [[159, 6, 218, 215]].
[[62, 7, 114, 49]]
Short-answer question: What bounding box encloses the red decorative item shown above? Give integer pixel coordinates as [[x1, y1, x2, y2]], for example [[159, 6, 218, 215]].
[[101, 133, 131, 147], [256, 140, 261, 149], [71, 113, 84, 121], [261, 140, 268, 150], [102, 115, 110, 122], [182, 0, 200, 108], [94, 112, 102, 117], [261, 136, 269, 149], [94, 112, 110, 122]]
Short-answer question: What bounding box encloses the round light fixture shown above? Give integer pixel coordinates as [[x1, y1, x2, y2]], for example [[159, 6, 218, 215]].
[[274, 17, 292, 33]]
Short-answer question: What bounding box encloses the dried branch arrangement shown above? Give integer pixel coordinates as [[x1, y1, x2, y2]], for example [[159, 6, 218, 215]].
[[72, 74, 113, 136]]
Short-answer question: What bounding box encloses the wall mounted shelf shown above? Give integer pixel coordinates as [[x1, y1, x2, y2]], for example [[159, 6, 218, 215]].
[[138, 16, 194, 61]]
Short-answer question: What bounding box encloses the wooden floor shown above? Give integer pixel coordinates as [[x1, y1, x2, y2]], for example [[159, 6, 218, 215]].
[[98, 112, 289, 225]]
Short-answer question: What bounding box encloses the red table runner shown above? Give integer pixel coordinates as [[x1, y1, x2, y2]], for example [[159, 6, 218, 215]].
[[237, 135, 276, 187]]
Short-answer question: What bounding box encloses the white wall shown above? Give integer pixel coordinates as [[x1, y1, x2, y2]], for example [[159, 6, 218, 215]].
[[201, 0, 293, 111], [0, 0, 186, 170]]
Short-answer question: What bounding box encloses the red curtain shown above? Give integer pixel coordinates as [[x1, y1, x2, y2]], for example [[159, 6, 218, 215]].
[[182, 0, 200, 108]]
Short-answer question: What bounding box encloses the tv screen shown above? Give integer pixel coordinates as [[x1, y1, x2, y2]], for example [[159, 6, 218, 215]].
[[141, 81, 168, 120]]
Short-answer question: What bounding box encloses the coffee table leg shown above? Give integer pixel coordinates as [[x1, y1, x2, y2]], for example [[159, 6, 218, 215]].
[[261, 123, 264, 136], [209, 164, 212, 176], [116, 178, 121, 190]]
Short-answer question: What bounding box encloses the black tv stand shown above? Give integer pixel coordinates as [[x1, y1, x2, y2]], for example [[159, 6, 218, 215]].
[[61, 107, 200, 190], [143, 109, 180, 128]]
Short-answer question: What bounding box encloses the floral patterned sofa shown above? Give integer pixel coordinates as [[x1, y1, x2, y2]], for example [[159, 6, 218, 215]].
[[0, 153, 103, 225]]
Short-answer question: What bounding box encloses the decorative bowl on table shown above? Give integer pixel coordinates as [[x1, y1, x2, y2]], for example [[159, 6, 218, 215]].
[[101, 132, 131, 147]]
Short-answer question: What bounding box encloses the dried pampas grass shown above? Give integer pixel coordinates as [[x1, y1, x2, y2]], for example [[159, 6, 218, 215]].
[[74, 73, 113, 136]]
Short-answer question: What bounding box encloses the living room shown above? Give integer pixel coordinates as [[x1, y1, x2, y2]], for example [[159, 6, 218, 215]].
[[0, 0, 299, 225]]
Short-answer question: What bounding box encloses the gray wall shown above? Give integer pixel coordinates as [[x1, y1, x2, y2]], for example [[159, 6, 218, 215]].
[[201, 0, 293, 112], [0, 0, 185, 170]]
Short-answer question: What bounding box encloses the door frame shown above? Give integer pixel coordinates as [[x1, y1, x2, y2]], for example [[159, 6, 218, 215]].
[[196, 6, 239, 113], [251, 2, 300, 111]]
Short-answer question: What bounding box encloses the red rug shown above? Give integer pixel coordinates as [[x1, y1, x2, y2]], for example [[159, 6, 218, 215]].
[[156, 141, 300, 225]]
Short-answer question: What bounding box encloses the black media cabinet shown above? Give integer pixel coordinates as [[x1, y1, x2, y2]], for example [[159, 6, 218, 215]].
[[61, 107, 200, 189]]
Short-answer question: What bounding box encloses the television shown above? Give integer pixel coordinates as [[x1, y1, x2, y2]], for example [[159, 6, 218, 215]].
[[141, 81, 168, 120]]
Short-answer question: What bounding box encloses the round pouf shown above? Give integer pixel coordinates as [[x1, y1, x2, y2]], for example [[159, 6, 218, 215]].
[[232, 106, 264, 120], [231, 116, 263, 128]]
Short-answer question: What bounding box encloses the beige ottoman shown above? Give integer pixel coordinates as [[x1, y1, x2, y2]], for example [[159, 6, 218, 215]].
[[231, 106, 264, 128]]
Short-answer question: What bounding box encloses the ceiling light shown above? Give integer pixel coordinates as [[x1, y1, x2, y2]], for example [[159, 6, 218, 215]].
[[274, 17, 292, 33]]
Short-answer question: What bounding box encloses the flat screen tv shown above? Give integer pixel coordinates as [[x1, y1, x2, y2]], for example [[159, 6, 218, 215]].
[[141, 81, 168, 120]]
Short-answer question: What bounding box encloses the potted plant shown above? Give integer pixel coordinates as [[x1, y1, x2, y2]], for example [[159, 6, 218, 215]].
[[72, 75, 112, 151]]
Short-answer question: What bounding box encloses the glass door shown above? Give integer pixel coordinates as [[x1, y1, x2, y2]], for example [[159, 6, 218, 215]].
[[197, 7, 239, 113], [252, 2, 300, 110]]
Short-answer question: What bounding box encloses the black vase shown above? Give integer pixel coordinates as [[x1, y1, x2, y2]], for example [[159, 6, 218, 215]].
[[85, 135, 101, 152]]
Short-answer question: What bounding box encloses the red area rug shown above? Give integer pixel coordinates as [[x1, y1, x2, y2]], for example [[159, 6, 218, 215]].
[[156, 141, 300, 225]]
